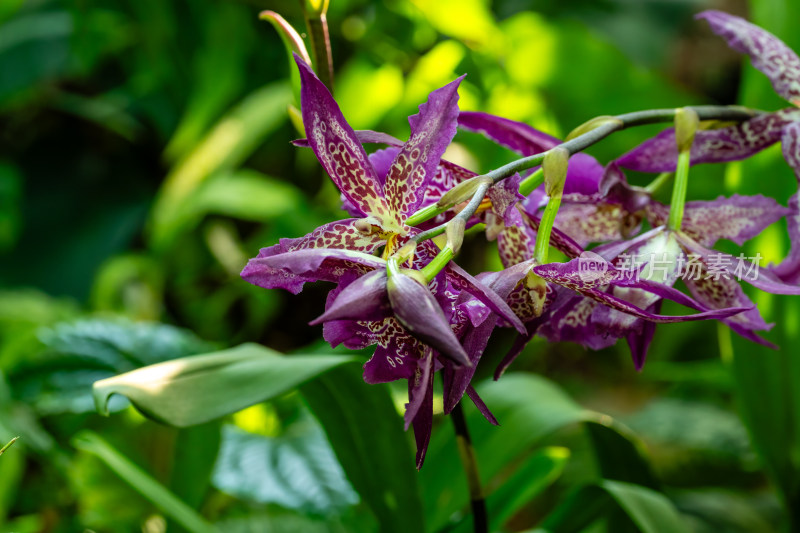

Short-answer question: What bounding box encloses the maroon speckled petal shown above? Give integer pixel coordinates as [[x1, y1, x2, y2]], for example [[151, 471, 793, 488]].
[[385, 77, 464, 220], [410, 360, 435, 469], [646, 195, 791, 248], [295, 56, 393, 222], [362, 322, 425, 383], [466, 386, 498, 425], [617, 109, 800, 173], [678, 233, 800, 295], [697, 10, 800, 105], [241, 228, 385, 294]]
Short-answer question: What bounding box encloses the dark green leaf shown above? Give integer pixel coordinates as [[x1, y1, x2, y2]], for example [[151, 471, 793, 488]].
[[301, 365, 425, 533], [93, 343, 355, 427]]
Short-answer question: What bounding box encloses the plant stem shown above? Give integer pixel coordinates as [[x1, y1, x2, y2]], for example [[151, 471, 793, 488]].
[[483, 105, 757, 185], [451, 401, 487, 533], [667, 151, 691, 231], [0, 436, 19, 456], [645, 171, 673, 194], [533, 194, 562, 264]]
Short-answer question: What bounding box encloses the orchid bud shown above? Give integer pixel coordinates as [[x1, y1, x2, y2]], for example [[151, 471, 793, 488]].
[[566, 116, 623, 141], [386, 271, 471, 366], [446, 217, 466, 255], [543, 147, 569, 198], [674, 107, 700, 153], [437, 175, 491, 208], [310, 270, 390, 325]]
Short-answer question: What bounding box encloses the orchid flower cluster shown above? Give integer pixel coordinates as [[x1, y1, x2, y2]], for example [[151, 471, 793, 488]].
[[243, 11, 800, 467]]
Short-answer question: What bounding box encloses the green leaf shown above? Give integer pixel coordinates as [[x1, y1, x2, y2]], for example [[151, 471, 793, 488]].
[[212, 419, 358, 514], [536, 479, 688, 533], [12, 318, 212, 415], [93, 343, 355, 427], [148, 82, 292, 251], [483, 447, 570, 531], [300, 365, 425, 533], [72, 430, 217, 533], [420, 373, 656, 530]]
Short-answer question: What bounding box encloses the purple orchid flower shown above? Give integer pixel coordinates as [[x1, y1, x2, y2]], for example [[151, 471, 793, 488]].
[[242, 56, 523, 467], [618, 11, 800, 175]]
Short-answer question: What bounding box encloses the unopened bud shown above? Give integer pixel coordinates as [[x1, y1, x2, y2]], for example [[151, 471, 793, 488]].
[[543, 147, 569, 198], [437, 176, 491, 208], [674, 107, 700, 153], [445, 218, 466, 255], [566, 116, 623, 141]]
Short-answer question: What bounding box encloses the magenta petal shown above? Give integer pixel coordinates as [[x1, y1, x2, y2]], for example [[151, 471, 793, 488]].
[[564, 153, 604, 196], [387, 273, 471, 366], [627, 301, 660, 371], [411, 366, 435, 470], [466, 386, 498, 426], [241, 233, 385, 294], [772, 193, 800, 284], [678, 233, 800, 295], [697, 11, 800, 105], [404, 350, 434, 430], [458, 111, 560, 155], [647, 195, 791, 247], [447, 263, 527, 334], [295, 56, 392, 221], [617, 110, 799, 173], [442, 317, 496, 415], [362, 328, 423, 384]]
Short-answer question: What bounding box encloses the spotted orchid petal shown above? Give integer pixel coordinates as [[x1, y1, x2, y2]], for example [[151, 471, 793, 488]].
[[458, 111, 560, 155], [646, 194, 791, 247], [772, 192, 800, 284], [384, 77, 464, 221], [241, 234, 386, 294], [361, 325, 425, 383], [677, 233, 800, 295], [680, 254, 774, 347], [531, 257, 751, 323], [697, 10, 800, 105], [295, 56, 393, 223], [617, 109, 800, 173]]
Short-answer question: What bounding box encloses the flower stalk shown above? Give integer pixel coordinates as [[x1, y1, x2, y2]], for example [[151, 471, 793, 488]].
[[533, 148, 569, 264], [668, 107, 700, 231], [451, 401, 487, 533]]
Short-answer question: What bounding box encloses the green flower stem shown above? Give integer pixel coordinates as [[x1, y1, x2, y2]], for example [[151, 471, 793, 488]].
[[483, 105, 757, 186], [420, 246, 453, 282], [645, 171, 673, 194], [518, 168, 545, 196], [405, 202, 445, 226], [302, 2, 334, 92], [451, 401, 488, 533], [533, 192, 563, 264], [667, 150, 691, 231], [0, 436, 19, 456]]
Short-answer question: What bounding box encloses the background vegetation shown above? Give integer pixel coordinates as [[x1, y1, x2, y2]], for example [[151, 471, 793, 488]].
[[1, 0, 800, 531]]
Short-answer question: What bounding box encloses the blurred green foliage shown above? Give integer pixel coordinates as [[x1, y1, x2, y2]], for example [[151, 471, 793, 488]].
[[1, 0, 797, 531]]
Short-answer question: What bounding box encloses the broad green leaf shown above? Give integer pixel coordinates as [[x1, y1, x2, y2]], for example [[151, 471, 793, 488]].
[[536, 479, 688, 533], [93, 343, 355, 427], [420, 373, 655, 530], [301, 365, 425, 533], [212, 419, 357, 514], [12, 318, 212, 415], [148, 82, 291, 251], [72, 431, 217, 533]]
